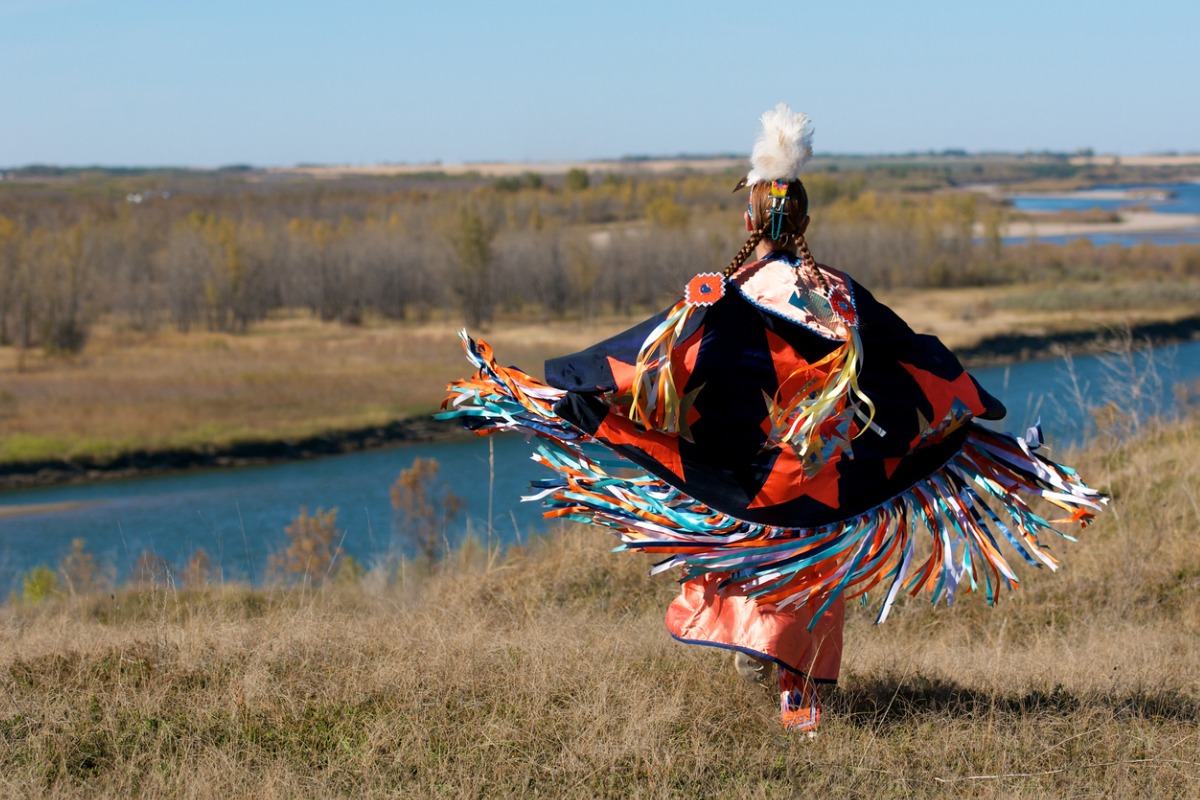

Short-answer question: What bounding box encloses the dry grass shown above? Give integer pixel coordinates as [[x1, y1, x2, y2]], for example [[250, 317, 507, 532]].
[[0, 314, 637, 463], [882, 279, 1200, 351], [1, 415, 1198, 798]]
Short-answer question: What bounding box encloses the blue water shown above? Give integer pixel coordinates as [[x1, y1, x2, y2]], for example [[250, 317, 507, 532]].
[[1, 339, 1198, 592], [1005, 181, 1200, 245], [1010, 181, 1200, 215], [0, 437, 547, 591], [972, 340, 1200, 441], [1016, 230, 1200, 247]]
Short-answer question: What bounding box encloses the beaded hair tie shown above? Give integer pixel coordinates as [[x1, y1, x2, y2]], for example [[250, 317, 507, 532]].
[[767, 180, 790, 240]]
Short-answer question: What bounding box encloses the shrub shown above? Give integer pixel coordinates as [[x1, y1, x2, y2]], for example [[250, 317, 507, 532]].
[[390, 457, 464, 563], [270, 507, 344, 587], [132, 550, 175, 588], [16, 565, 61, 604], [182, 548, 213, 588], [564, 168, 590, 191], [59, 538, 107, 596]]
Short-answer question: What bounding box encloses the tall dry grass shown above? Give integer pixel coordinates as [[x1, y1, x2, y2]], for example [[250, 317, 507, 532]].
[[1, 411, 1197, 797]]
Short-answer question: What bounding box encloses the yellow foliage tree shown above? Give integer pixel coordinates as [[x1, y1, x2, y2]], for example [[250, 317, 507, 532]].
[[390, 458, 464, 563], [270, 507, 344, 587]]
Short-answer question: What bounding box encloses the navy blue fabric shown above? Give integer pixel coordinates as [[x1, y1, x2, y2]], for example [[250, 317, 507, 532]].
[[544, 266, 1003, 528]]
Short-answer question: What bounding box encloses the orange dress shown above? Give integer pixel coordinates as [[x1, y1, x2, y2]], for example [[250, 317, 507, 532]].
[[666, 574, 843, 683], [667, 575, 842, 732]]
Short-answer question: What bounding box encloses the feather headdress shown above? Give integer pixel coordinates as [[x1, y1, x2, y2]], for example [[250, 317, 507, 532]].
[[741, 103, 814, 187]]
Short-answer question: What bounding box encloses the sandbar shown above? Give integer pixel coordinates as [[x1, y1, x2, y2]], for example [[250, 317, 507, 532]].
[[0, 500, 98, 519], [998, 210, 1200, 240]]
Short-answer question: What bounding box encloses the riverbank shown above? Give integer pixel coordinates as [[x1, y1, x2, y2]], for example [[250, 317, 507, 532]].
[[953, 310, 1200, 366], [2, 309, 1197, 490], [0, 415, 468, 491], [964, 181, 1200, 240]]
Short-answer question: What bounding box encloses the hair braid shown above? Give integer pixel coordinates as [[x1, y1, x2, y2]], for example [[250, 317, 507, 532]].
[[725, 180, 812, 279], [795, 233, 830, 294], [724, 226, 766, 277]]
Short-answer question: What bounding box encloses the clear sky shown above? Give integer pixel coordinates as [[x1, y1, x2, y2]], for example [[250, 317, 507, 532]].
[[1, 0, 1197, 168]]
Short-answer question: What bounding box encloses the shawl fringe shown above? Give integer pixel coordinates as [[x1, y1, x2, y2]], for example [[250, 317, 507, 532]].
[[440, 334, 1106, 627]]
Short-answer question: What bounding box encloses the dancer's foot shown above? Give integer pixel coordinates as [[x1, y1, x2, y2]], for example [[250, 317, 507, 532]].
[[779, 667, 822, 733], [780, 702, 821, 733], [733, 651, 770, 684]]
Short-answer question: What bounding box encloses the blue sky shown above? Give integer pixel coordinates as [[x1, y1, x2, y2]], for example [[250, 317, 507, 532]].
[[1, 0, 1197, 167]]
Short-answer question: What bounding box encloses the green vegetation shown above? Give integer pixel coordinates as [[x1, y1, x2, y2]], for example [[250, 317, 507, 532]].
[[14, 565, 60, 604], [0, 413, 1197, 797], [564, 167, 590, 191]]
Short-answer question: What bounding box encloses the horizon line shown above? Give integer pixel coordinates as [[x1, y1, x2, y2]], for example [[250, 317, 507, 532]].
[[5, 150, 1200, 175]]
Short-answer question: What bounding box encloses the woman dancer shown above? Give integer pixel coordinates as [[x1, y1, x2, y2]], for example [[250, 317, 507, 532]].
[[441, 104, 1105, 733]]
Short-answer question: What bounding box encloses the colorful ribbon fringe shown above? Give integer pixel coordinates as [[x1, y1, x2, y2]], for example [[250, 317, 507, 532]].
[[628, 297, 695, 434], [765, 324, 877, 462], [440, 334, 1106, 627]]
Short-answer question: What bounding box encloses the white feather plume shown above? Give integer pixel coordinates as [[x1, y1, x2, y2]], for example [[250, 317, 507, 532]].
[[745, 103, 814, 185]]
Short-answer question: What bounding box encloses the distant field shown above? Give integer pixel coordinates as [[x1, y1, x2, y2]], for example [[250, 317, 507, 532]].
[[1, 278, 1197, 467], [0, 313, 635, 464], [269, 152, 1200, 179], [1070, 154, 1200, 167], [268, 157, 748, 179]]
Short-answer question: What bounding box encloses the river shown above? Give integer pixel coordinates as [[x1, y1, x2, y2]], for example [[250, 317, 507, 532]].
[[2, 339, 1198, 591], [1006, 180, 1200, 245]]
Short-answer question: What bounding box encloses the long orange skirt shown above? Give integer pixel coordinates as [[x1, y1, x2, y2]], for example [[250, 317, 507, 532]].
[[665, 574, 844, 683]]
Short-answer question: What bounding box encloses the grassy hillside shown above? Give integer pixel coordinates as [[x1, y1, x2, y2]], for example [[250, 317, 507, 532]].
[[1, 413, 1197, 797]]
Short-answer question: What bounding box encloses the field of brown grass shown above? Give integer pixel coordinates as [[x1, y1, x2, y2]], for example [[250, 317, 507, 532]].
[[1, 412, 1197, 797], [0, 313, 638, 464], [3, 276, 1198, 467]]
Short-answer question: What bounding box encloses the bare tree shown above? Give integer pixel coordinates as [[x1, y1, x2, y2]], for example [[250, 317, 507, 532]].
[[445, 205, 497, 328], [160, 218, 211, 332]]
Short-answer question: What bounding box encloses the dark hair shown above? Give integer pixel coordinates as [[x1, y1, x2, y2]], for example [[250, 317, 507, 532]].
[[724, 180, 811, 277]]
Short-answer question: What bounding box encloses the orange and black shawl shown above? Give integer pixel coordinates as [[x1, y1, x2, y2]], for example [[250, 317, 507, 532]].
[[441, 255, 1105, 623]]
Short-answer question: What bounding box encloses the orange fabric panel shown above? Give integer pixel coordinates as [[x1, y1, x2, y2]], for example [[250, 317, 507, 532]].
[[606, 355, 639, 395], [763, 328, 809, 390], [747, 446, 840, 510], [604, 322, 701, 399], [594, 408, 685, 481], [664, 574, 844, 681], [898, 361, 986, 421]]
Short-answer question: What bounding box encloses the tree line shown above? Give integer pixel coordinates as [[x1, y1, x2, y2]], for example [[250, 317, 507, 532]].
[[0, 164, 1197, 356]]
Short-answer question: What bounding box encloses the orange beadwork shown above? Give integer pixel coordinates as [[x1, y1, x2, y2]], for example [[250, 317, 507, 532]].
[[828, 290, 857, 326], [684, 273, 725, 307]]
